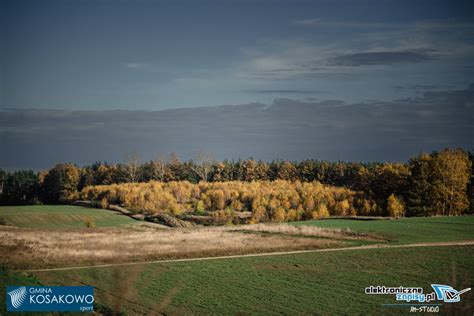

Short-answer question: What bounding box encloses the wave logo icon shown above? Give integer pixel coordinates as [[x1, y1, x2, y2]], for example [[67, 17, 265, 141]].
[[7, 286, 27, 309]]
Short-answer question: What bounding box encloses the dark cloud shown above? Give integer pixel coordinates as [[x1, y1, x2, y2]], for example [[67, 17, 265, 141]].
[[328, 50, 434, 66], [394, 84, 439, 91], [243, 89, 327, 95], [0, 85, 473, 170], [393, 84, 444, 94]]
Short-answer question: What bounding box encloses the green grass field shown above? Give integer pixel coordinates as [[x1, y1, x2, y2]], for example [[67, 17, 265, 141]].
[[2, 207, 473, 314], [30, 245, 473, 315], [293, 216, 474, 244], [0, 205, 137, 229]]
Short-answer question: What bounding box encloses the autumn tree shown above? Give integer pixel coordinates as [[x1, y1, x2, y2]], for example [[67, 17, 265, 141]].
[[239, 159, 258, 181], [407, 149, 471, 216], [42, 163, 81, 203], [276, 161, 298, 181], [272, 207, 286, 222], [91, 162, 118, 185], [255, 161, 269, 180], [211, 162, 233, 182], [208, 189, 226, 210], [431, 149, 471, 215], [387, 194, 405, 217]]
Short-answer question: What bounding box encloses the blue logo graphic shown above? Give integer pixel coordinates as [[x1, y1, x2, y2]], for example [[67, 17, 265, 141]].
[[431, 284, 471, 303], [6, 286, 94, 312], [7, 286, 27, 309]]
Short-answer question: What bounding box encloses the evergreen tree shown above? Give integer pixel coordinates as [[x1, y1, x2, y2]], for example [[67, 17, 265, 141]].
[[406, 153, 434, 216]]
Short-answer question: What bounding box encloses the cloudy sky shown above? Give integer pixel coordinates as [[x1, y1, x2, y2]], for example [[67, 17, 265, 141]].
[[1, 0, 473, 169]]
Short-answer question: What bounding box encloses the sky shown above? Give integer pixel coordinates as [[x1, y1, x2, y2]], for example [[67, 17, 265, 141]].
[[1, 0, 473, 169], [3, 0, 474, 109]]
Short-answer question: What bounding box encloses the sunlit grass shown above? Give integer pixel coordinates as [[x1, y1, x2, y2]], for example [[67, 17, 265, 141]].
[[0, 205, 137, 229]]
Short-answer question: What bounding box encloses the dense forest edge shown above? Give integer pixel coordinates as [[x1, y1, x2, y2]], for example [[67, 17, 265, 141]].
[[1, 148, 473, 224]]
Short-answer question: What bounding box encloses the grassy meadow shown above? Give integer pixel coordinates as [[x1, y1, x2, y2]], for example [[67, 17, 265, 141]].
[[0, 205, 137, 229], [293, 216, 474, 244], [28, 245, 474, 315], [1, 205, 473, 315]]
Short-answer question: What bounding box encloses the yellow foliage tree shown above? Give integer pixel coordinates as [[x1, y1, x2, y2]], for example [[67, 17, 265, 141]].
[[272, 207, 286, 222], [81, 180, 378, 222], [387, 194, 405, 217]]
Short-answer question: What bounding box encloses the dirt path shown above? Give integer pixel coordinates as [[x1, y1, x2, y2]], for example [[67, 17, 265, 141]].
[[20, 240, 474, 273]]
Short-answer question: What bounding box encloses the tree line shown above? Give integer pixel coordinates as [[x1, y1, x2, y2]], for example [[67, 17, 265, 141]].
[[0, 148, 472, 217]]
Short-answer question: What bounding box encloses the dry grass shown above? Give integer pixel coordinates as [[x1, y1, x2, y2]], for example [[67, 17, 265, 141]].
[[0, 224, 351, 269], [222, 223, 351, 238]]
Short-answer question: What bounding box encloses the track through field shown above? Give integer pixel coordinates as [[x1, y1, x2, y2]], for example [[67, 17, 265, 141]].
[[20, 240, 474, 272]]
